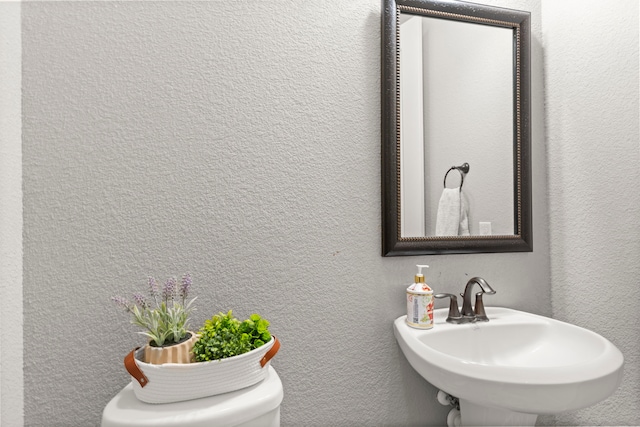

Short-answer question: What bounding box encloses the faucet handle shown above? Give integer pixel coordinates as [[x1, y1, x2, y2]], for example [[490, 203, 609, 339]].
[[474, 292, 493, 321], [435, 293, 462, 323]]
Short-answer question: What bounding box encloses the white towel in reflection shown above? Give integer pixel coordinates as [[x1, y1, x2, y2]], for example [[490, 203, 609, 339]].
[[459, 193, 470, 236], [435, 188, 470, 236]]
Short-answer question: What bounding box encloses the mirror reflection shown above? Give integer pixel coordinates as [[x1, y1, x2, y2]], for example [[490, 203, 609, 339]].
[[381, 0, 532, 256], [400, 14, 514, 238]]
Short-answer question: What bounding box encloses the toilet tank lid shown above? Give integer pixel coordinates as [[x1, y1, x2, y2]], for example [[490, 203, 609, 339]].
[[101, 366, 283, 427]]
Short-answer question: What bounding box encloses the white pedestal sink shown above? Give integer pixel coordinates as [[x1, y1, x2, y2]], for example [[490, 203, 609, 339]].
[[394, 307, 624, 426]]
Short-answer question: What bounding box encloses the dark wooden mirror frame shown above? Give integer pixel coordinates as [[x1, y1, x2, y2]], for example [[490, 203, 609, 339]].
[[382, 0, 533, 256]]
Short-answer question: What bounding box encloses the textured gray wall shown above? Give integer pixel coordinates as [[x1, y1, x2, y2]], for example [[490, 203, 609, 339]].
[[22, 1, 550, 426], [544, 0, 640, 425]]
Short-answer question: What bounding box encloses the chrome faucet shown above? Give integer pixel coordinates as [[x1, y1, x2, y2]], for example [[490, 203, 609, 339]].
[[434, 292, 463, 323], [461, 277, 495, 322], [435, 277, 495, 323]]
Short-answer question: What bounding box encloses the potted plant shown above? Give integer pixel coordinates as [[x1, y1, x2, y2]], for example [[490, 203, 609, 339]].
[[112, 273, 198, 364], [121, 304, 281, 404], [192, 310, 272, 362]]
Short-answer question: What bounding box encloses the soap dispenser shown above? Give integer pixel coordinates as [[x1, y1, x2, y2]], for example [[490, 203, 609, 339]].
[[406, 265, 434, 329]]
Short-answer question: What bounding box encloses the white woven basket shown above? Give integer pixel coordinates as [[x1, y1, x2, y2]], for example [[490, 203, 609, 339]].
[[124, 336, 280, 404]]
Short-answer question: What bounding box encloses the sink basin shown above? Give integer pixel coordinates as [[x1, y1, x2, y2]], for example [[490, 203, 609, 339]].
[[394, 307, 624, 426]]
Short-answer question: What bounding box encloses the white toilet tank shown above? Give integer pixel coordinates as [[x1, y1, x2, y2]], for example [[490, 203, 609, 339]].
[[101, 366, 283, 427]]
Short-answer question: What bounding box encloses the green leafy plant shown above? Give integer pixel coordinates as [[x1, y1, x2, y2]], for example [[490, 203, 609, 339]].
[[192, 310, 271, 362], [112, 274, 197, 347]]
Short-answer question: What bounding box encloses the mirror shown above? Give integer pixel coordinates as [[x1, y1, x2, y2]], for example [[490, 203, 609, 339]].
[[382, 0, 532, 256]]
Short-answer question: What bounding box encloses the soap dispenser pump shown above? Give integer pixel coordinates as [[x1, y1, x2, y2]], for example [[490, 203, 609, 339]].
[[406, 265, 434, 329]]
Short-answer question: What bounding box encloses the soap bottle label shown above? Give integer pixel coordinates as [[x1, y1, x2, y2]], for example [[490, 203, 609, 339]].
[[406, 292, 434, 329]]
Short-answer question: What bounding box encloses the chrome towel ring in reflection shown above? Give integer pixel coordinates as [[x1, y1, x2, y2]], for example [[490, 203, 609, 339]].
[[443, 163, 470, 190]]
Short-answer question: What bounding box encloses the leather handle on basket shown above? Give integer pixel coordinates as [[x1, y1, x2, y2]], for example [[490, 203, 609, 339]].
[[260, 335, 280, 368], [124, 347, 149, 388]]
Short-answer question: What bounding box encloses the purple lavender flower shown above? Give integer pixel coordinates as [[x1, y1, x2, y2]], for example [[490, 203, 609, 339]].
[[111, 295, 132, 312], [148, 276, 159, 298], [113, 274, 197, 346], [148, 276, 161, 306], [180, 273, 192, 300], [132, 292, 147, 308], [163, 277, 177, 302]]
